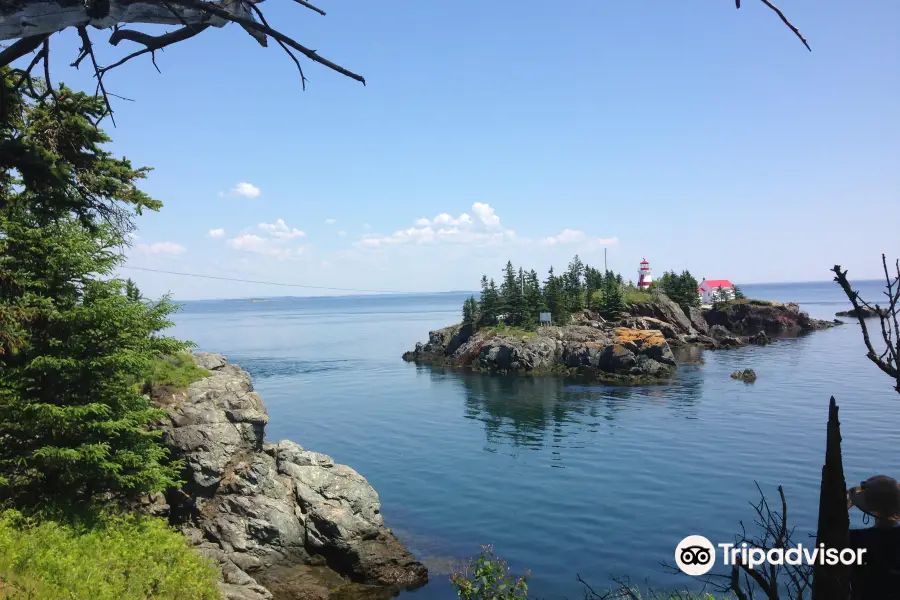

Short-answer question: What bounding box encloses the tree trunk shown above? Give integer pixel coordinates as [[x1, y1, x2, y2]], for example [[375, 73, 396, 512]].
[[812, 396, 850, 600]]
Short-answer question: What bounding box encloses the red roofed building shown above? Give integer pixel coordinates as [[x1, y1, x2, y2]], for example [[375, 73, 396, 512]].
[[698, 278, 735, 305]]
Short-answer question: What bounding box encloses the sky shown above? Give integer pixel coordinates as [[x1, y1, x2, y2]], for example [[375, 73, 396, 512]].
[[23, 0, 900, 299]]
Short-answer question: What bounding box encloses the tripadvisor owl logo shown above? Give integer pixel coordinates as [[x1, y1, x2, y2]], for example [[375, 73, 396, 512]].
[[675, 535, 716, 576]]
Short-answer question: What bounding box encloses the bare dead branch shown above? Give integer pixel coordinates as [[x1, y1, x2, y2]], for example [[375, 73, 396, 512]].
[[164, 0, 366, 85], [0, 34, 49, 67], [41, 40, 58, 102], [832, 260, 900, 393], [101, 23, 209, 74], [250, 3, 307, 90], [736, 0, 811, 51], [292, 0, 326, 16], [76, 27, 116, 126]]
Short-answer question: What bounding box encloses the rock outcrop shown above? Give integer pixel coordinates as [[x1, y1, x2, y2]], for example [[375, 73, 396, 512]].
[[835, 307, 885, 319], [403, 322, 677, 384], [731, 368, 758, 383], [703, 300, 838, 336], [404, 294, 840, 384], [152, 353, 427, 600]]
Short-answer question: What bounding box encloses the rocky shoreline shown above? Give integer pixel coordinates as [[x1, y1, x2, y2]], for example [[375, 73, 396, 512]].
[[402, 295, 840, 384], [145, 353, 427, 600]]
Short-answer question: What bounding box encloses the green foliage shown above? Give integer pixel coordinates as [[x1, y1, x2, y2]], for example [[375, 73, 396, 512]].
[[622, 288, 655, 306], [138, 353, 210, 393], [0, 75, 188, 510], [462, 296, 480, 326], [0, 510, 220, 599], [563, 255, 585, 311], [479, 276, 501, 326], [658, 270, 701, 313], [499, 262, 526, 326], [450, 545, 528, 600], [124, 278, 143, 303], [598, 276, 627, 320], [733, 284, 746, 300]]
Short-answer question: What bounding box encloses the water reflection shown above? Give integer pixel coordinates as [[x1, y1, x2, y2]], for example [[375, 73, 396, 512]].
[[430, 368, 705, 453]]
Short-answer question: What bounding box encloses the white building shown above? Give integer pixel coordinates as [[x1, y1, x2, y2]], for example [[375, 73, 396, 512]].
[[698, 279, 735, 305]]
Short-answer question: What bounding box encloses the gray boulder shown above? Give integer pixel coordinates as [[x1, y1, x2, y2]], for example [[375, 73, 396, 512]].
[[153, 354, 427, 600], [629, 293, 695, 335]]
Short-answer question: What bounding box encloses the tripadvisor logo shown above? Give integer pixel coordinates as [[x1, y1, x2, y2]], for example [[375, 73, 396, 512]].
[[675, 535, 716, 576], [675, 535, 868, 576]]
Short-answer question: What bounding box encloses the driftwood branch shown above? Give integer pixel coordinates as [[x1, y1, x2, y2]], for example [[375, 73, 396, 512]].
[[832, 258, 900, 394], [250, 3, 307, 89]]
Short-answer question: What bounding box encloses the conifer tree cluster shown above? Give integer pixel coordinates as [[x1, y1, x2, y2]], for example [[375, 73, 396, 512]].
[[460, 255, 633, 328], [657, 270, 701, 313], [0, 72, 188, 509]]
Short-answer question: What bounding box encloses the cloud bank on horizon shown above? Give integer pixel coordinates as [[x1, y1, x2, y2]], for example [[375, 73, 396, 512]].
[[122, 201, 627, 299]]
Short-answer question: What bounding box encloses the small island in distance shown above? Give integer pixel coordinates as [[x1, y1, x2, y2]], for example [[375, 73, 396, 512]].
[[403, 256, 841, 385]]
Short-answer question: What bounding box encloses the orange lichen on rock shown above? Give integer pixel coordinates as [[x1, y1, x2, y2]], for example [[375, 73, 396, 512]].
[[612, 328, 666, 347]]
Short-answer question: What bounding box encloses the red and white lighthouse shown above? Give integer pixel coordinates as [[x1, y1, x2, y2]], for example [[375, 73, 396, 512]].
[[638, 259, 652, 289]]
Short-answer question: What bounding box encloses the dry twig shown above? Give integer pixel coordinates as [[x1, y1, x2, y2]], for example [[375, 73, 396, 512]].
[[832, 256, 900, 394]]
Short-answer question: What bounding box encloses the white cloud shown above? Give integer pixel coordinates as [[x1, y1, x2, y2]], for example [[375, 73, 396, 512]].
[[227, 233, 306, 260], [325, 218, 337, 225], [207, 228, 226, 238], [220, 218, 307, 260], [356, 203, 514, 249], [258, 219, 305, 239], [137, 241, 186, 255], [540, 229, 618, 247], [472, 203, 500, 228], [337, 230, 347, 236], [221, 182, 261, 199]]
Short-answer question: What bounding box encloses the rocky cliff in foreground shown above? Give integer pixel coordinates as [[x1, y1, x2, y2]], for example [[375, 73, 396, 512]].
[[147, 353, 427, 600], [402, 295, 840, 384]]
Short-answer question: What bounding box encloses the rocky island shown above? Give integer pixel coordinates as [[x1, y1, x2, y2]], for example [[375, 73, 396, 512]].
[[144, 353, 427, 600], [403, 294, 839, 384]]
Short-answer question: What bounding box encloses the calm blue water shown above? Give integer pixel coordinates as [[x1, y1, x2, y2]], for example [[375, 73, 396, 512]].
[[171, 280, 900, 599]]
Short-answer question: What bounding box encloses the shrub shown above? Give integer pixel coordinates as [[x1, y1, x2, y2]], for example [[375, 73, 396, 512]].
[[450, 545, 528, 600], [138, 353, 211, 393], [0, 510, 220, 600]]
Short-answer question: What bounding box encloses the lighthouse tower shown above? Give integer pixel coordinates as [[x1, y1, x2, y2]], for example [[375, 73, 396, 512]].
[[637, 259, 652, 289]]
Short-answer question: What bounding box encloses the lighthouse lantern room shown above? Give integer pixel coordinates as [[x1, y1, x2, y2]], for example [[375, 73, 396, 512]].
[[638, 259, 652, 289]]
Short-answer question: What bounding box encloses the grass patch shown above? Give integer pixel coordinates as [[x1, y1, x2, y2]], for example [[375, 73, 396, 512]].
[[715, 298, 775, 309], [137, 353, 210, 393], [0, 510, 221, 600], [591, 288, 656, 308]]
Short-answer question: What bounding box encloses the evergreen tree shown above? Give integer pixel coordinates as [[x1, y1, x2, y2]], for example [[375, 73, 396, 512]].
[[523, 269, 544, 326], [543, 267, 570, 325], [564, 255, 585, 311], [499, 261, 525, 326], [599, 275, 626, 320], [0, 78, 186, 507], [479, 278, 501, 326], [124, 278, 143, 303], [733, 285, 746, 300], [462, 296, 479, 325]]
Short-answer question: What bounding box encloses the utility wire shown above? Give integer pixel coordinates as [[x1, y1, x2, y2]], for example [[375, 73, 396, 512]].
[[118, 265, 406, 294]]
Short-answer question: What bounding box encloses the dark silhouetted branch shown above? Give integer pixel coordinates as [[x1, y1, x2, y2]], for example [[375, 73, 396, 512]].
[[0, 34, 49, 66], [832, 257, 900, 394], [736, 0, 811, 51]]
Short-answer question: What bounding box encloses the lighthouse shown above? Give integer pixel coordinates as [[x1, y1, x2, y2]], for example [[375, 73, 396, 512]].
[[638, 259, 652, 289]]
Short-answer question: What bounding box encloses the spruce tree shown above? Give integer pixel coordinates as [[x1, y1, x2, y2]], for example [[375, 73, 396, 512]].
[[524, 269, 543, 326], [599, 275, 626, 320], [543, 267, 570, 325], [0, 76, 187, 508], [479, 278, 501, 326], [564, 255, 585, 311], [500, 261, 524, 326]]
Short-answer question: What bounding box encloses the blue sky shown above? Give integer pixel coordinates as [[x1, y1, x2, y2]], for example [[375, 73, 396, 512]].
[[27, 0, 900, 299]]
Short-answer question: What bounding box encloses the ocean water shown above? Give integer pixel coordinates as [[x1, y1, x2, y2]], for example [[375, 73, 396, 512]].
[[171, 280, 900, 599]]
